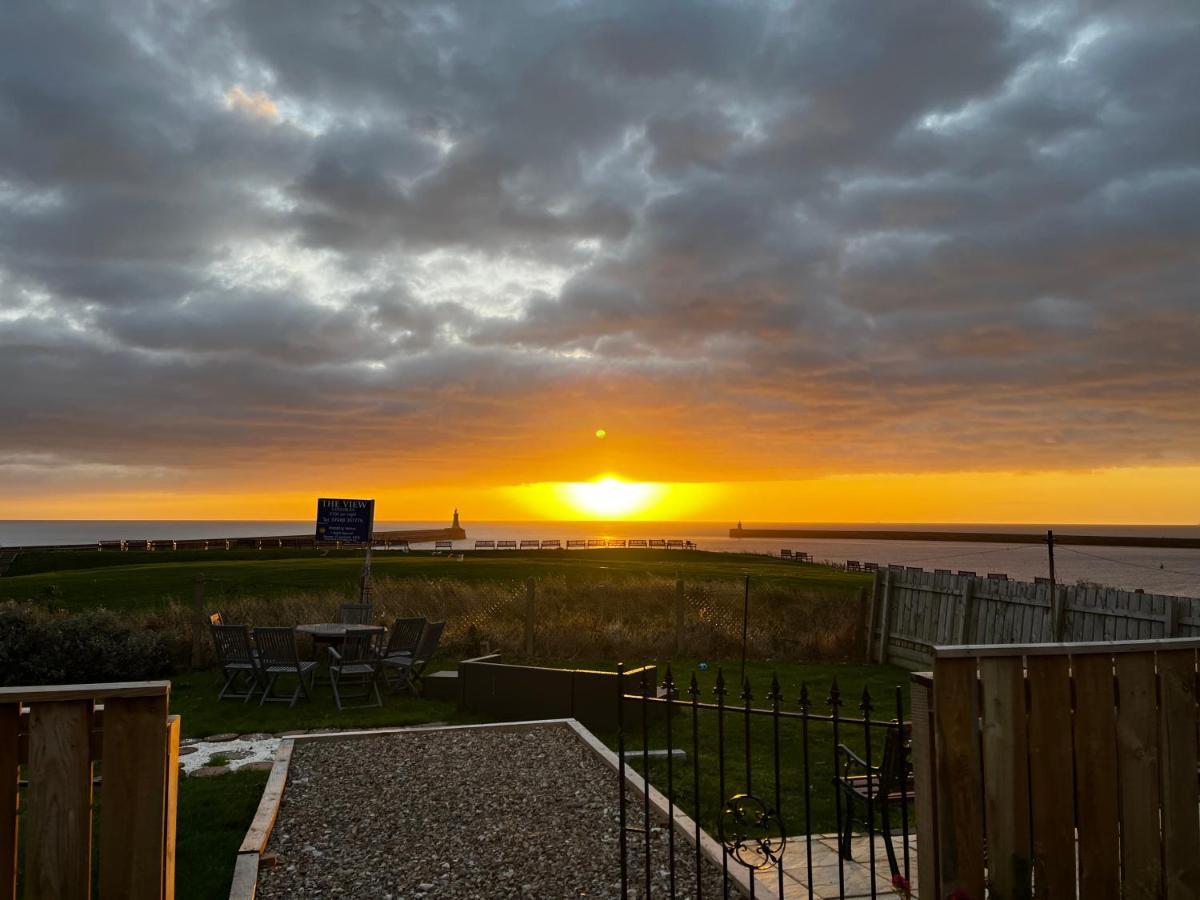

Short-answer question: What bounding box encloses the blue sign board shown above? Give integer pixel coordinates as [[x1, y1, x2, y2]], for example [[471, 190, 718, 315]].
[[315, 498, 375, 544]]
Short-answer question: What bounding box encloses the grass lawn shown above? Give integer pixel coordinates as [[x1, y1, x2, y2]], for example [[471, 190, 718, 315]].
[[168, 665, 471, 738], [0, 549, 869, 613], [176, 770, 270, 900]]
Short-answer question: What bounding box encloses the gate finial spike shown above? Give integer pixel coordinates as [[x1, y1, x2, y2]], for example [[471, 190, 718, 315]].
[[798, 681, 810, 711], [740, 675, 753, 703], [860, 685, 873, 715], [827, 677, 842, 710], [714, 667, 727, 698], [689, 672, 700, 699], [663, 665, 676, 699], [767, 672, 782, 704]]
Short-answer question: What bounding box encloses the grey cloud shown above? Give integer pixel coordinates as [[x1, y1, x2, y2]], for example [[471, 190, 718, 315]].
[[1, 0, 1198, 484]]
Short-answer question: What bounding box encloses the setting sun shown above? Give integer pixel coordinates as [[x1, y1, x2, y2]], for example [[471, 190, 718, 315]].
[[561, 477, 662, 518]]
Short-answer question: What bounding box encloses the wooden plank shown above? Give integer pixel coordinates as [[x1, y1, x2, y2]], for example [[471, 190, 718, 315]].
[[877, 570, 893, 664], [1072, 653, 1120, 899], [0, 682, 169, 704], [979, 656, 1032, 899], [1157, 649, 1200, 898], [1114, 652, 1162, 896], [239, 740, 295, 854], [933, 635, 1200, 659], [163, 716, 180, 900], [910, 674, 939, 898], [0, 704, 18, 900], [228, 853, 259, 900], [933, 657, 985, 898], [25, 700, 94, 900], [955, 579, 974, 644], [1025, 655, 1076, 898], [100, 694, 171, 900]]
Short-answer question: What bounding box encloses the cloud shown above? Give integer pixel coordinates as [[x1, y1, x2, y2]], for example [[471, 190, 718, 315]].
[[0, 0, 1198, 497], [225, 85, 280, 122]]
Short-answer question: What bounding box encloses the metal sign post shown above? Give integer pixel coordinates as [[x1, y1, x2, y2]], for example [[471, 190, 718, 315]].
[[314, 498, 376, 602]]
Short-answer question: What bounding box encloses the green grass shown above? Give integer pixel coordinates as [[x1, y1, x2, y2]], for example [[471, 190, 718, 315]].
[[175, 770, 270, 900], [168, 667, 470, 738], [0, 549, 868, 613]]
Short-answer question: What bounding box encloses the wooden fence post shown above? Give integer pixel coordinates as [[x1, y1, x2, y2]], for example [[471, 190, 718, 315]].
[[190, 574, 206, 670], [1163, 596, 1180, 638], [955, 578, 975, 645], [524, 577, 536, 657], [1051, 587, 1067, 642], [877, 570, 893, 665], [674, 579, 685, 657], [911, 672, 939, 898], [865, 570, 882, 662]]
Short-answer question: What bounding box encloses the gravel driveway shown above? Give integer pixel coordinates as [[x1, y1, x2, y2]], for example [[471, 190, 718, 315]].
[[257, 726, 727, 899]]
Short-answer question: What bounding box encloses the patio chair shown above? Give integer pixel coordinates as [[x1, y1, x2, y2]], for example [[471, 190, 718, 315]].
[[210, 623, 260, 702], [328, 632, 383, 710], [834, 721, 914, 878], [252, 627, 317, 707], [376, 617, 426, 688], [379, 621, 444, 695], [339, 603, 373, 625]]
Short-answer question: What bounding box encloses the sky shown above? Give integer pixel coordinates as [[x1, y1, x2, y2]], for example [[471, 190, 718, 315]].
[[1, 0, 1198, 523]]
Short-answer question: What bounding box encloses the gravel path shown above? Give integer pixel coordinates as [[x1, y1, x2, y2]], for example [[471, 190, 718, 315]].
[[258, 726, 727, 899]]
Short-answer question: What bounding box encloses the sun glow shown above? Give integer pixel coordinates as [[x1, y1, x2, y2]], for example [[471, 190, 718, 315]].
[[560, 477, 663, 518], [504, 476, 717, 521]]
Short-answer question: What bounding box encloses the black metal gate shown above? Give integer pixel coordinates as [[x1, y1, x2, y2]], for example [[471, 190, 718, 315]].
[[615, 665, 914, 899]]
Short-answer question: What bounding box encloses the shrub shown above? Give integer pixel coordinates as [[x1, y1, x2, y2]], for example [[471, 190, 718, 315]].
[[0, 602, 173, 686]]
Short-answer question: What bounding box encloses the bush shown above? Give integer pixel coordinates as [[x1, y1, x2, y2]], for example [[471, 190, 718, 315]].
[[0, 602, 173, 686]]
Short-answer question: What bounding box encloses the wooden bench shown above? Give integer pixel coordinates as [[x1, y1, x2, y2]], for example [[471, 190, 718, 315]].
[[497, 541, 517, 550], [566, 540, 587, 549], [474, 540, 495, 549], [666, 540, 685, 549], [520, 540, 540, 550], [587, 539, 605, 548], [627, 539, 647, 548], [541, 540, 561, 549], [606, 539, 626, 548], [649, 539, 666, 548], [864, 561, 878, 572], [780, 548, 793, 559], [847, 560, 862, 571]]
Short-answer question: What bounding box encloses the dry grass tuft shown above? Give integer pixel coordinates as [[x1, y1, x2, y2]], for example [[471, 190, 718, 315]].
[[138, 574, 862, 667]]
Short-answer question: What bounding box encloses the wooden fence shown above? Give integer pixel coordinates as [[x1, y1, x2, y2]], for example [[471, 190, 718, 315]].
[[912, 639, 1200, 899], [868, 566, 1200, 669], [0, 682, 180, 900]]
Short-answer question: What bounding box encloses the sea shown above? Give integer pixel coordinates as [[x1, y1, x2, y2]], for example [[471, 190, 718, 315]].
[[3, 520, 1200, 598]]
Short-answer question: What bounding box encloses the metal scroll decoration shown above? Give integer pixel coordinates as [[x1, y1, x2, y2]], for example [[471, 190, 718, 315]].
[[717, 793, 788, 870]]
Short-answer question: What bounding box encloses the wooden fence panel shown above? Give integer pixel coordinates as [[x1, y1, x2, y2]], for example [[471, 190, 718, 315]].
[[1157, 649, 1200, 899], [1070, 653, 1121, 899], [25, 701, 94, 900], [932, 657, 985, 898], [1114, 652, 1162, 896], [0, 704, 17, 900], [978, 656, 1031, 899], [1025, 655, 1076, 898], [100, 694, 172, 900]]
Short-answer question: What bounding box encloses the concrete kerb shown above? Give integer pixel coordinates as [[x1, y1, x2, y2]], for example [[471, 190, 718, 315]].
[[228, 717, 758, 900]]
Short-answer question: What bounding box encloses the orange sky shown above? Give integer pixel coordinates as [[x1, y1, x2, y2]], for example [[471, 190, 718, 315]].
[[5, 465, 1197, 525]]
